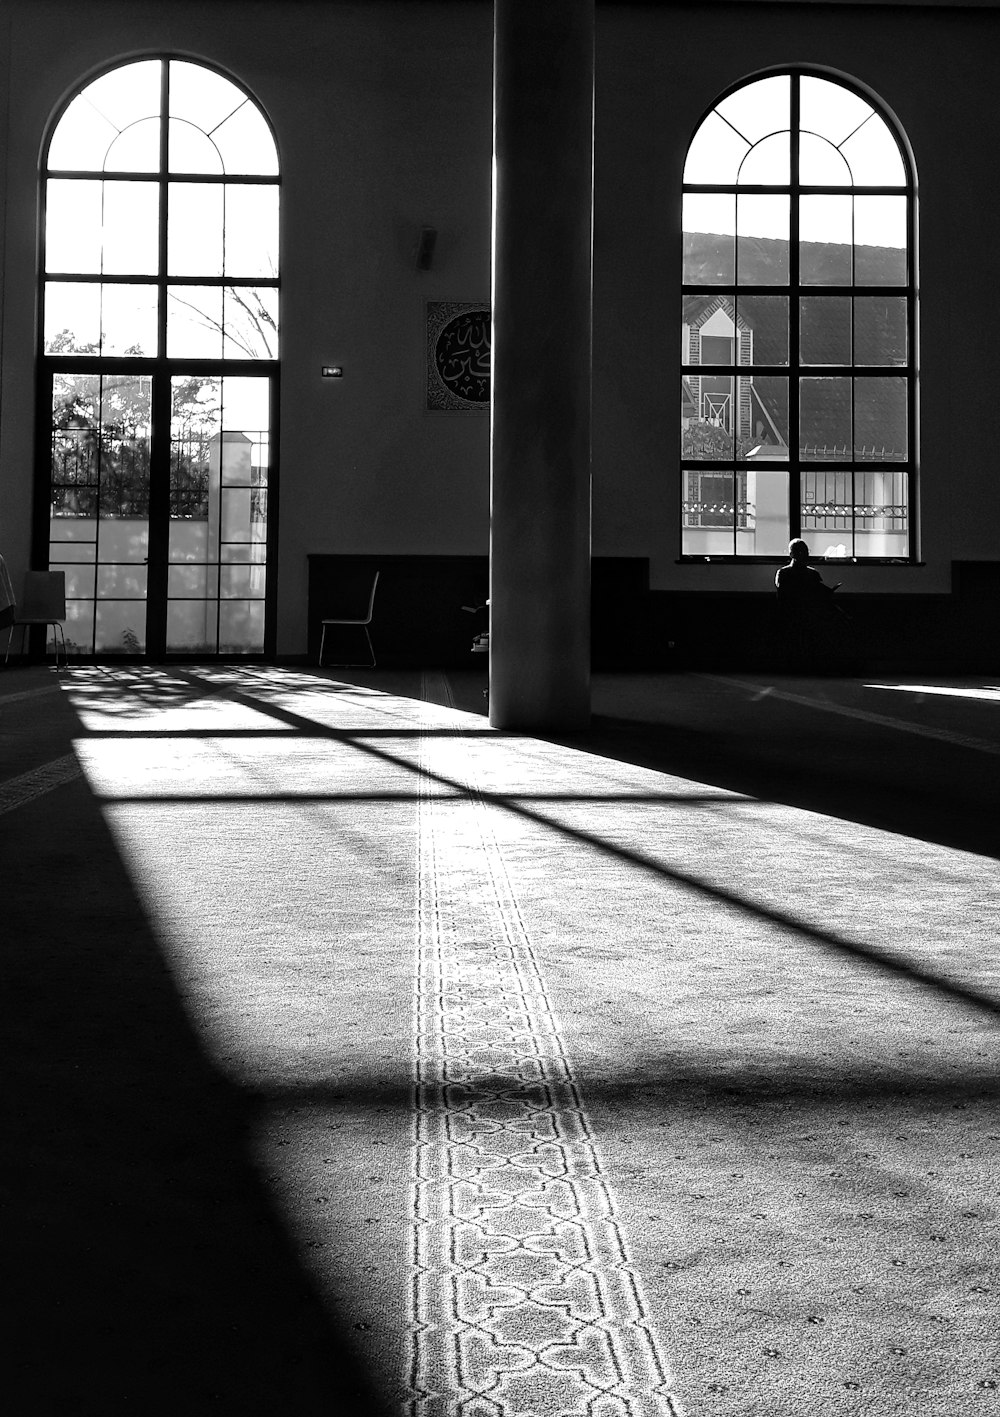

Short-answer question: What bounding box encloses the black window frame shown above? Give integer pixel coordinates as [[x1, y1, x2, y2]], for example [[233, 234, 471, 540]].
[[680, 67, 917, 565]]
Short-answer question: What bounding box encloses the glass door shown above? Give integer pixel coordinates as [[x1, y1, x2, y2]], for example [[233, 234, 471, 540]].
[[49, 370, 152, 654], [47, 368, 273, 657], [167, 374, 270, 654]]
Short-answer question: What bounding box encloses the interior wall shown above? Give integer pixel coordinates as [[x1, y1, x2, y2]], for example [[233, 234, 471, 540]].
[[0, 1, 996, 655], [594, 1, 1000, 598]]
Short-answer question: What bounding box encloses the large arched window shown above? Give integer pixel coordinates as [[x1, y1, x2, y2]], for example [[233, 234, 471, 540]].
[[681, 71, 915, 561], [40, 57, 279, 656]]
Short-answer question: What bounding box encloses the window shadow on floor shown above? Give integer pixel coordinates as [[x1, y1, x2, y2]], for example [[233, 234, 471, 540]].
[[547, 702, 1000, 862], [5, 689, 389, 1415]]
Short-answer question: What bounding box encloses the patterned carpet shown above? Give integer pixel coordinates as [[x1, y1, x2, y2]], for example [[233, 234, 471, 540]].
[[5, 664, 999, 1416]]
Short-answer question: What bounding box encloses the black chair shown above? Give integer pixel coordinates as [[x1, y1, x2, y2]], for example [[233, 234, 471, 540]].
[[318, 570, 380, 668], [1, 557, 68, 668]]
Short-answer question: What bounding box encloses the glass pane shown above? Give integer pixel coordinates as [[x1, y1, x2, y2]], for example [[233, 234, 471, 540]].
[[101, 284, 158, 356], [219, 599, 265, 653], [221, 542, 267, 564], [684, 296, 735, 365], [683, 194, 735, 285], [46, 180, 103, 273], [77, 61, 162, 137], [220, 564, 262, 598], [213, 103, 279, 176], [745, 377, 789, 456], [737, 132, 790, 185], [221, 486, 254, 540], [102, 181, 160, 274], [105, 117, 161, 173], [800, 196, 852, 285], [218, 431, 255, 487], [855, 377, 907, 460], [852, 469, 909, 556], [98, 373, 152, 525], [682, 377, 734, 460], [800, 297, 851, 365], [737, 195, 787, 285], [682, 468, 741, 534], [222, 286, 278, 359], [168, 374, 270, 655], [224, 186, 280, 278], [169, 62, 248, 136], [840, 115, 906, 186], [52, 374, 100, 518], [169, 183, 224, 275], [801, 469, 854, 544], [167, 285, 224, 357], [57, 563, 96, 599], [747, 466, 789, 554], [683, 111, 749, 184], [800, 76, 872, 147], [219, 376, 270, 434], [168, 564, 219, 597], [800, 377, 851, 456], [167, 600, 218, 653], [48, 96, 120, 172], [854, 297, 907, 366], [170, 376, 220, 540], [168, 119, 224, 175], [798, 133, 852, 186], [96, 564, 148, 597], [50, 62, 161, 174], [736, 296, 788, 365], [96, 519, 148, 564], [45, 283, 101, 353], [95, 600, 146, 654], [64, 600, 96, 655], [855, 196, 907, 285], [716, 75, 790, 144]]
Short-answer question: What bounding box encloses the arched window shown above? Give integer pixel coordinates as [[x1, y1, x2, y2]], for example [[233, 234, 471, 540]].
[[41, 57, 279, 656], [681, 71, 915, 562]]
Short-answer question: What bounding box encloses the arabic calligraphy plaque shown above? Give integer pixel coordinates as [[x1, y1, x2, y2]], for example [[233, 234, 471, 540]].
[[427, 302, 491, 411]]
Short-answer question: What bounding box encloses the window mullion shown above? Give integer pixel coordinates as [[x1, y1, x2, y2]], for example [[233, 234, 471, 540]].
[[157, 59, 170, 361], [789, 71, 801, 541]]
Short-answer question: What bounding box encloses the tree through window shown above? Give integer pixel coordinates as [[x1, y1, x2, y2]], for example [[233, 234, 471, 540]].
[[681, 71, 915, 561], [41, 57, 279, 656]]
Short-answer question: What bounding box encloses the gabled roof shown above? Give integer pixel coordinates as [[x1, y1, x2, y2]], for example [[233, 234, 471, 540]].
[[684, 233, 908, 456]]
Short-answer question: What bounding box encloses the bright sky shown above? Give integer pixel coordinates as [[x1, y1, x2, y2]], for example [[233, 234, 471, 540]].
[[44, 59, 279, 360], [684, 74, 908, 247]]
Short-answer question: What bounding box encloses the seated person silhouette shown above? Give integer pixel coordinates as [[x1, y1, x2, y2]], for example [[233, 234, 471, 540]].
[[774, 538, 844, 670]]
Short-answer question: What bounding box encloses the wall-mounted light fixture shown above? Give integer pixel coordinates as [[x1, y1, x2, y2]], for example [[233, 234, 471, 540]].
[[416, 226, 437, 271], [321, 366, 343, 378]]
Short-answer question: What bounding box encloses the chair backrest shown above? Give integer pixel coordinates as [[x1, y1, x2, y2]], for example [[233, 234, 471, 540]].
[[0, 555, 15, 618], [365, 570, 380, 620], [20, 570, 66, 621]]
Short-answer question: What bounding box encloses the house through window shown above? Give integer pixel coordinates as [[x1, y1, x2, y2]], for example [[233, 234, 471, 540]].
[[40, 57, 279, 656], [681, 70, 915, 561]]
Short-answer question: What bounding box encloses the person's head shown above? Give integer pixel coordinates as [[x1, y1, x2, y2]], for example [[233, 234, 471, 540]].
[[788, 538, 810, 562]]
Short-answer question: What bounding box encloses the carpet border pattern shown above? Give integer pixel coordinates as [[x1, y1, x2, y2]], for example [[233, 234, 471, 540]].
[[411, 723, 682, 1416]]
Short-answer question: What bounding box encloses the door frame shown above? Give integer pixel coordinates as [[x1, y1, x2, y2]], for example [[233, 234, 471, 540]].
[[35, 356, 280, 660]]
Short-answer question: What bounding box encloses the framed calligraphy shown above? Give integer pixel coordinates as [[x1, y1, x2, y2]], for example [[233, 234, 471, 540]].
[[427, 302, 491, 412]]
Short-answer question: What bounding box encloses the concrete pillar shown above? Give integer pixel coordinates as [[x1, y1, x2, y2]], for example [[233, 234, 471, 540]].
[[489, 0, 594, 731]]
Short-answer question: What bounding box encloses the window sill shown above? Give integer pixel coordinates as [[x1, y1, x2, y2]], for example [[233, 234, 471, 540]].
[[675, 556, 924, 566]]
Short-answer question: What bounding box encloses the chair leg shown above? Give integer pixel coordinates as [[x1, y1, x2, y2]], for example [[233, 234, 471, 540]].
[[319, 624, 327, 667], [4, 625, 11, 666], [54, 622, 67, 670], [364, 626, 376, 668]]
